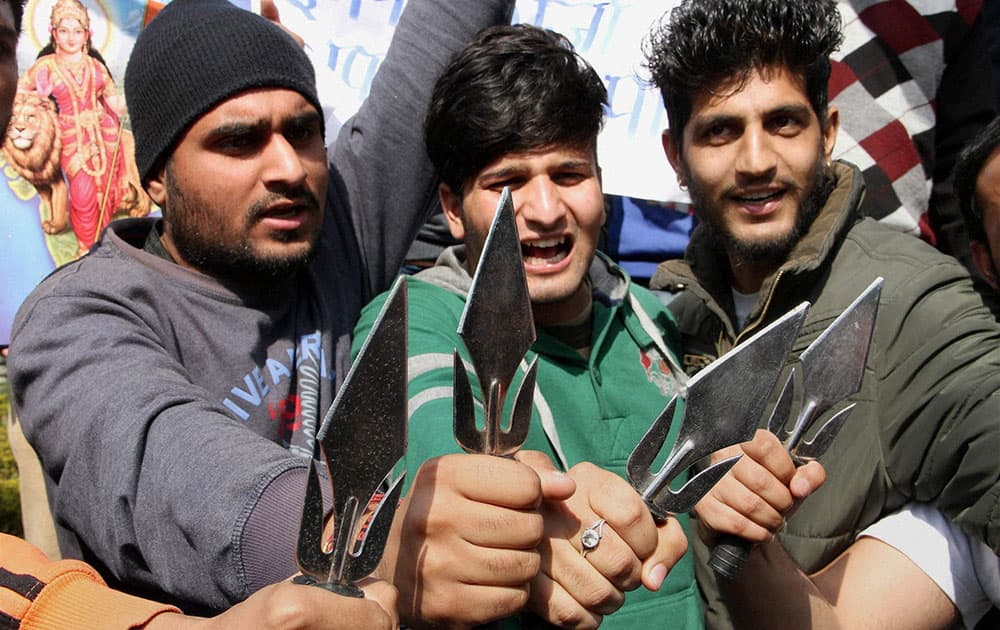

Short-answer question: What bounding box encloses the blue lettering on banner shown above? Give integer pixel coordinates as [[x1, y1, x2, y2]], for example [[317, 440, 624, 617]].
[[515, 1, 624, 55], [348, 0, 404, 25], [604, 75, 667, 136], [286, 0, 317, 21], [327, 43, 381, 95], [576, 3, 609, 52], [605, 73, 667, 138], [388, 0, 405, 25]]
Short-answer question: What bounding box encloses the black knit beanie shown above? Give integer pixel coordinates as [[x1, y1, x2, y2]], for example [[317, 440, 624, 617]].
[[125, 0, 323, 183]]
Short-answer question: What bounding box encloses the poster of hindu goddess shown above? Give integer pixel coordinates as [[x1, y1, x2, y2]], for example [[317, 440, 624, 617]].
[[8, 0, 150, 263]]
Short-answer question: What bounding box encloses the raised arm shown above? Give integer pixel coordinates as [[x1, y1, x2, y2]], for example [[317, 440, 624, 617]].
[[329, 0, 515, 299]]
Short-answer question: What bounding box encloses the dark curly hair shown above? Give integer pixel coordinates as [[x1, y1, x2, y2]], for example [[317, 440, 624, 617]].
[[954, 117, 1000, 243], [645, 0, 843, 149], [425, 24, 607, 196]]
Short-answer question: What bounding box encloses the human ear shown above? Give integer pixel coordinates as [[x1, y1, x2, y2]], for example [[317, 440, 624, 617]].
[[822, 105, 840, 164], [662, 130, 688, 188], [145, 168, 167, 207], [971, 240, 999, 290], [439, 182, 465, 240]]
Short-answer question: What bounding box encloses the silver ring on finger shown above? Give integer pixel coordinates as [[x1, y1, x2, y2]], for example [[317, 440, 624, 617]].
[[580, 519, 606, 557]]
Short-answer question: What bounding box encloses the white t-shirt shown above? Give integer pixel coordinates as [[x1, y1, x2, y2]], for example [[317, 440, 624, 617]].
[[861, 503, 1000, 628], [731, 288, 758, 331]]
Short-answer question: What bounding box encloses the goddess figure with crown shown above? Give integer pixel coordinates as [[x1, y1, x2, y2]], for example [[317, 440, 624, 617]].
[[16, 0, 149, 257]]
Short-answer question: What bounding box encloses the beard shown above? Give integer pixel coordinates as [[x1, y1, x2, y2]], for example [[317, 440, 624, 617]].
[[687, 157, 836, 267], [163, 166, 320, 284]]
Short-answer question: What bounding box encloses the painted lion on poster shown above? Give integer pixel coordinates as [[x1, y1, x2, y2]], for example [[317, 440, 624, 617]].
[[2, 90, 69, 234], [2, 90, 152, 244]]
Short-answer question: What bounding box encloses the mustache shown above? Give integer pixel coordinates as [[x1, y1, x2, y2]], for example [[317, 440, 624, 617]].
[[247, 188, 321, 221], [721, 177, 802, 198]]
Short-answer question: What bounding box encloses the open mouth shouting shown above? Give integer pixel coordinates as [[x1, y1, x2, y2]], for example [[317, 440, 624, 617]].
[[522, 236, 572, 268]]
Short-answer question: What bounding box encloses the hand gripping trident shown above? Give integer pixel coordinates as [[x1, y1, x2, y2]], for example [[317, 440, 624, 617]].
[[709, 278, 882, 578], [627, 302, 810, 519], [453, 187, 538, 457], [295, 278, 408, 596]]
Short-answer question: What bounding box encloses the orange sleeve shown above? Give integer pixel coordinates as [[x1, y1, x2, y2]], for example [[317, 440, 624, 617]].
[[0, 533, 180, 629]]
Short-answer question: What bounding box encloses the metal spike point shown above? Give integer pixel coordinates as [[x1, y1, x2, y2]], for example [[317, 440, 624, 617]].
[[497, 358, 538, 457], [296, 277, 408, 594], [766, 368, 796, 439], [646, 455, 743, 517], [797, 277, 882, 422], [347, 472, 407, 582], [457, 187, 536, 398], [709, 279, 882, 578], [626, 396, 679, 491], [628, 301, 809, 523], [295, 460, 330, 579], [453, 351, 482, 454], [452, 187, 537, 457], [792, 403, 856, 463]]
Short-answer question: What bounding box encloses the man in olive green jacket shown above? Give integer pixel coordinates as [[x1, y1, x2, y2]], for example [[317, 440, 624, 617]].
[[645, 0, 1000, 627]]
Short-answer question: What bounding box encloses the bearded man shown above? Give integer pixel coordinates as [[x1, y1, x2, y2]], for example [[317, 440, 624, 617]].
[[7, 0, 513, 615], [645, 0, 1000, 627]]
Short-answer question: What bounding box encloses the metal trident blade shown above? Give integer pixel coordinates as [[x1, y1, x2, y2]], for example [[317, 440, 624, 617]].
[[766, 368, 796, 436], [296, 277, 408, 595], [773, 277, 882, 458], [709, 278, 882, 579], [453, 187, 537, 456], [793, 403, 855, 463], [627, 302, 809, 518]]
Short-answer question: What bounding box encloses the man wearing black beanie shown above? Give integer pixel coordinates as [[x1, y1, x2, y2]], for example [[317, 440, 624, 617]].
[[8, 0, 515, 616]]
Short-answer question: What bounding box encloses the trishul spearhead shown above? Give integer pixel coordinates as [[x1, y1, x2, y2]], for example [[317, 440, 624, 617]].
[[627, 302, 809, 519], [708, 278, 882, 579], [295, 277, 408, 596], [453, 187, 537, 457]]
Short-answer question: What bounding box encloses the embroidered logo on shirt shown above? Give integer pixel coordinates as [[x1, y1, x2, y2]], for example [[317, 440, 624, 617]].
[[639, 347, 677, 397]]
